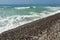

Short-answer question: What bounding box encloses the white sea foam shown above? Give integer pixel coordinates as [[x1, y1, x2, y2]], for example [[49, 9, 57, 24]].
[[14, 6, 36, 9], [14, 7, 30, 9], [0, 7, 60, 34], [0, 13, 41, 33], [45, 7, 60, 11], [0, 10, 60, 34], [31, 6, 36, 8]]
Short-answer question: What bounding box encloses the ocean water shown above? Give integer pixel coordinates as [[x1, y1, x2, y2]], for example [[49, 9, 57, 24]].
[[0, 4, 60, 33]]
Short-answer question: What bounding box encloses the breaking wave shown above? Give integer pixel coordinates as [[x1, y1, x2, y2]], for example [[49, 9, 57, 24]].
[[14, 6, 36, 9], [14, 7, 30, 9], [0, 6, 60, 33]]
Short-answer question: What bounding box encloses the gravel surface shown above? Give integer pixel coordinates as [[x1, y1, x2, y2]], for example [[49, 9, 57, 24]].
[[0, 13, 60, 40]]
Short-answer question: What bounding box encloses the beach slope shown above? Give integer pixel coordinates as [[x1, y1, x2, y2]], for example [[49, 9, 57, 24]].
[[0, 13, 60, 40]]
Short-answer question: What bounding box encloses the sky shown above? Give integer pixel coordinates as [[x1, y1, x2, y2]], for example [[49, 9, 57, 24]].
[[0, 0, 60, 4]]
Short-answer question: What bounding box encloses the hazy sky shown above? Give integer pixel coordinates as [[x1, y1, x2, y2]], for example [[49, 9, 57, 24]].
[[0, 0, 60, 4]]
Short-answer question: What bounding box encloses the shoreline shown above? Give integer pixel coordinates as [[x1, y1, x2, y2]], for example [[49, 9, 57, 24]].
[[0, 11, 60, 34], [0, 12, 60, 40]]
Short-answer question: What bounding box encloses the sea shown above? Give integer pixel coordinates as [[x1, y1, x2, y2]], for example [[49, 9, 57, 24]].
[[0, 4, 60, 33]]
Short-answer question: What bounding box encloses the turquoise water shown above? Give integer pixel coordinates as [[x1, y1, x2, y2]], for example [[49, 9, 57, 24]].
[[0, 4, 60, 33], [0, 6, 47, 16]]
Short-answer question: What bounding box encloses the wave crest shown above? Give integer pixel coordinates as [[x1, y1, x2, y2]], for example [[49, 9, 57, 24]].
[[0, 6, 60, 33]]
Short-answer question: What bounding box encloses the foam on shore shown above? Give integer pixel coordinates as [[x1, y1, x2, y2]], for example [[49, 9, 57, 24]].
[[0, 10, 60, 34]]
